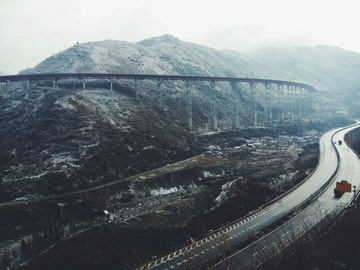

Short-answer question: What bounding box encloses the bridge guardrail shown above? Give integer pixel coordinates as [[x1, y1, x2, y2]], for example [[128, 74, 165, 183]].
[[212, 125, 359, 269], [0, 73, 319, 93], [135, 127, 347, 269]]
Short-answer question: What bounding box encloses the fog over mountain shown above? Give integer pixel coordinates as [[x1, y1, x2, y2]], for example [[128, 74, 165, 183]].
[[250, 45, 360, 92]]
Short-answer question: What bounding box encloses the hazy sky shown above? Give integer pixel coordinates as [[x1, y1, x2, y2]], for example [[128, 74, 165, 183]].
[[1, 0, 360, 74]]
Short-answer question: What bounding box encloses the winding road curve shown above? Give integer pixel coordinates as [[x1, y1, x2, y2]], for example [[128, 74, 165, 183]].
[[212, 123, 360, 269], [136, 123, 360, 270]]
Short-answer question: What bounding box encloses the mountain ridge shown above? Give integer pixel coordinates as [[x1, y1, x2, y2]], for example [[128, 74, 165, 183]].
[[250, 44, 360, 91], [21, 34, 360, 94], [24, 35, 300, 80]]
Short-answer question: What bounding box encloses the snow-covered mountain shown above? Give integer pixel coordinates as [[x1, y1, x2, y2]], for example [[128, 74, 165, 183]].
[[27, 34, 296, 80], [2, 35, 359, 201], [249, 45, 360, 92], [26, 34, 360, 96], [1, 35, 359, 270]]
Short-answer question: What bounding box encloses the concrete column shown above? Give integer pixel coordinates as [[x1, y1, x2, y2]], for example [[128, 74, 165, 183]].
[[298, 88, 304, 119], [156, 79, 164, 110], [289, 86, 294, 123], [308, 90, 315, 118], [82, 78, 86, 90], [209, 81, 217, 130], [134, 79, 140, 101], [53, 78, 58, 88], [110, 78, 113, 91], [249, 82, 257, 126], [0, 82, 8, 92], [185, 81, 192, 132], [265, 83, 272, 124], [296, 87, 301, 119], [232, 82, 240, 129], [26, 79, 30, 89], [277, 85, 285, 122], [304, 88, 308, 118]]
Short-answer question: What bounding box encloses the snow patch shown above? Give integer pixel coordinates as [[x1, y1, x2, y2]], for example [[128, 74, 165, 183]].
[[26, 171, 48, 180], [150, 183, 197, 196], [150, 186, 183, 196], [202, 171, 216, 178], [202, 170, 225, 179], [271, 172, 298, 189], [48, 153, 79, 167], [214, 180, 237, 206], [55, 95, 77, 110]]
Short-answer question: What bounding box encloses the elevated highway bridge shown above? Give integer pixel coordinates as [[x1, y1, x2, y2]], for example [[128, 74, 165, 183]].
[[0, 73, 319, 130], [0, 73, 318, 92]]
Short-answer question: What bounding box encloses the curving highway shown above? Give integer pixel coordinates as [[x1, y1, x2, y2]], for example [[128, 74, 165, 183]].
[[136, 123, 360, 270], [0, 73, 318, 92], [212, 123, 360, 269]]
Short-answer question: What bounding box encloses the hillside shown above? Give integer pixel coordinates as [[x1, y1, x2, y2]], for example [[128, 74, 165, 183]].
[[5, 35, 354, 201], [250, 45, 360, 92], [25, 36, 360, 118], [0, 35, 359, 269], [2, 35, 296, 201], [28, 34, 296, 79]]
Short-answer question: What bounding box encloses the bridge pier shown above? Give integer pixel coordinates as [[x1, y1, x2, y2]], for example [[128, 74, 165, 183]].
[[26, 79, 30, 89], [264, 83, 272, 124], [134, 79, 140, 101], [249, 82, 257, 126], [287, 86, 294, 123], [110, 78, 113, 91], [307, 90, 316, 118], [82, 78, 86, 90], [0, 82, 9, 93], [185, 81, 192, 132], [295, 87, 302, 120], [277, 85, 285, 122], [301, 88, 310, 119], [53, 78, 58, 88], [156, 79, 164, 110], [300, 88, 304, 119], [304, 88, 308, 118], [231, 82, 240, 129], [209, 81, 218, 130]]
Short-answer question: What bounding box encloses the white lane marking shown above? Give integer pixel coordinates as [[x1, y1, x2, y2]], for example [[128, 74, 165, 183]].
[[281, 230, 291, 238], [252, 246, 267, 257]]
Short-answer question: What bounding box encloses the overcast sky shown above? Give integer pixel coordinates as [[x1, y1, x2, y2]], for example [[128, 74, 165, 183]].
[[1, 0, 360, 74]]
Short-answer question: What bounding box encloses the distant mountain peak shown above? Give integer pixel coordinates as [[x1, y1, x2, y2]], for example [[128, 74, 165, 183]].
[[137, 34, 180, 47]]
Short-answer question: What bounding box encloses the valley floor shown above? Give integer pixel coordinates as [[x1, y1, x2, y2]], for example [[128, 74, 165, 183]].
[[0, 128, 322, 270]]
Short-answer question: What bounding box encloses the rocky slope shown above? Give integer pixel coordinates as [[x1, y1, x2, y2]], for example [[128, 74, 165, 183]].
[[0, 35, 359, 269], [0, 35, 304, 201]]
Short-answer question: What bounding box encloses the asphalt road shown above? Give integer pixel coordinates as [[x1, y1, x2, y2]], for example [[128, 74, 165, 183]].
[[212, 123, 360, 269], [137, 124, 360, 270]]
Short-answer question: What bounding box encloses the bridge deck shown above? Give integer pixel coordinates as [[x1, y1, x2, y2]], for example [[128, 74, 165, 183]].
[[0, 73, 318, 92]]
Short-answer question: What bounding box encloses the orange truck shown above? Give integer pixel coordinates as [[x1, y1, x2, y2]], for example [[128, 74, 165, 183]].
[[334, 180, 351, 197]]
